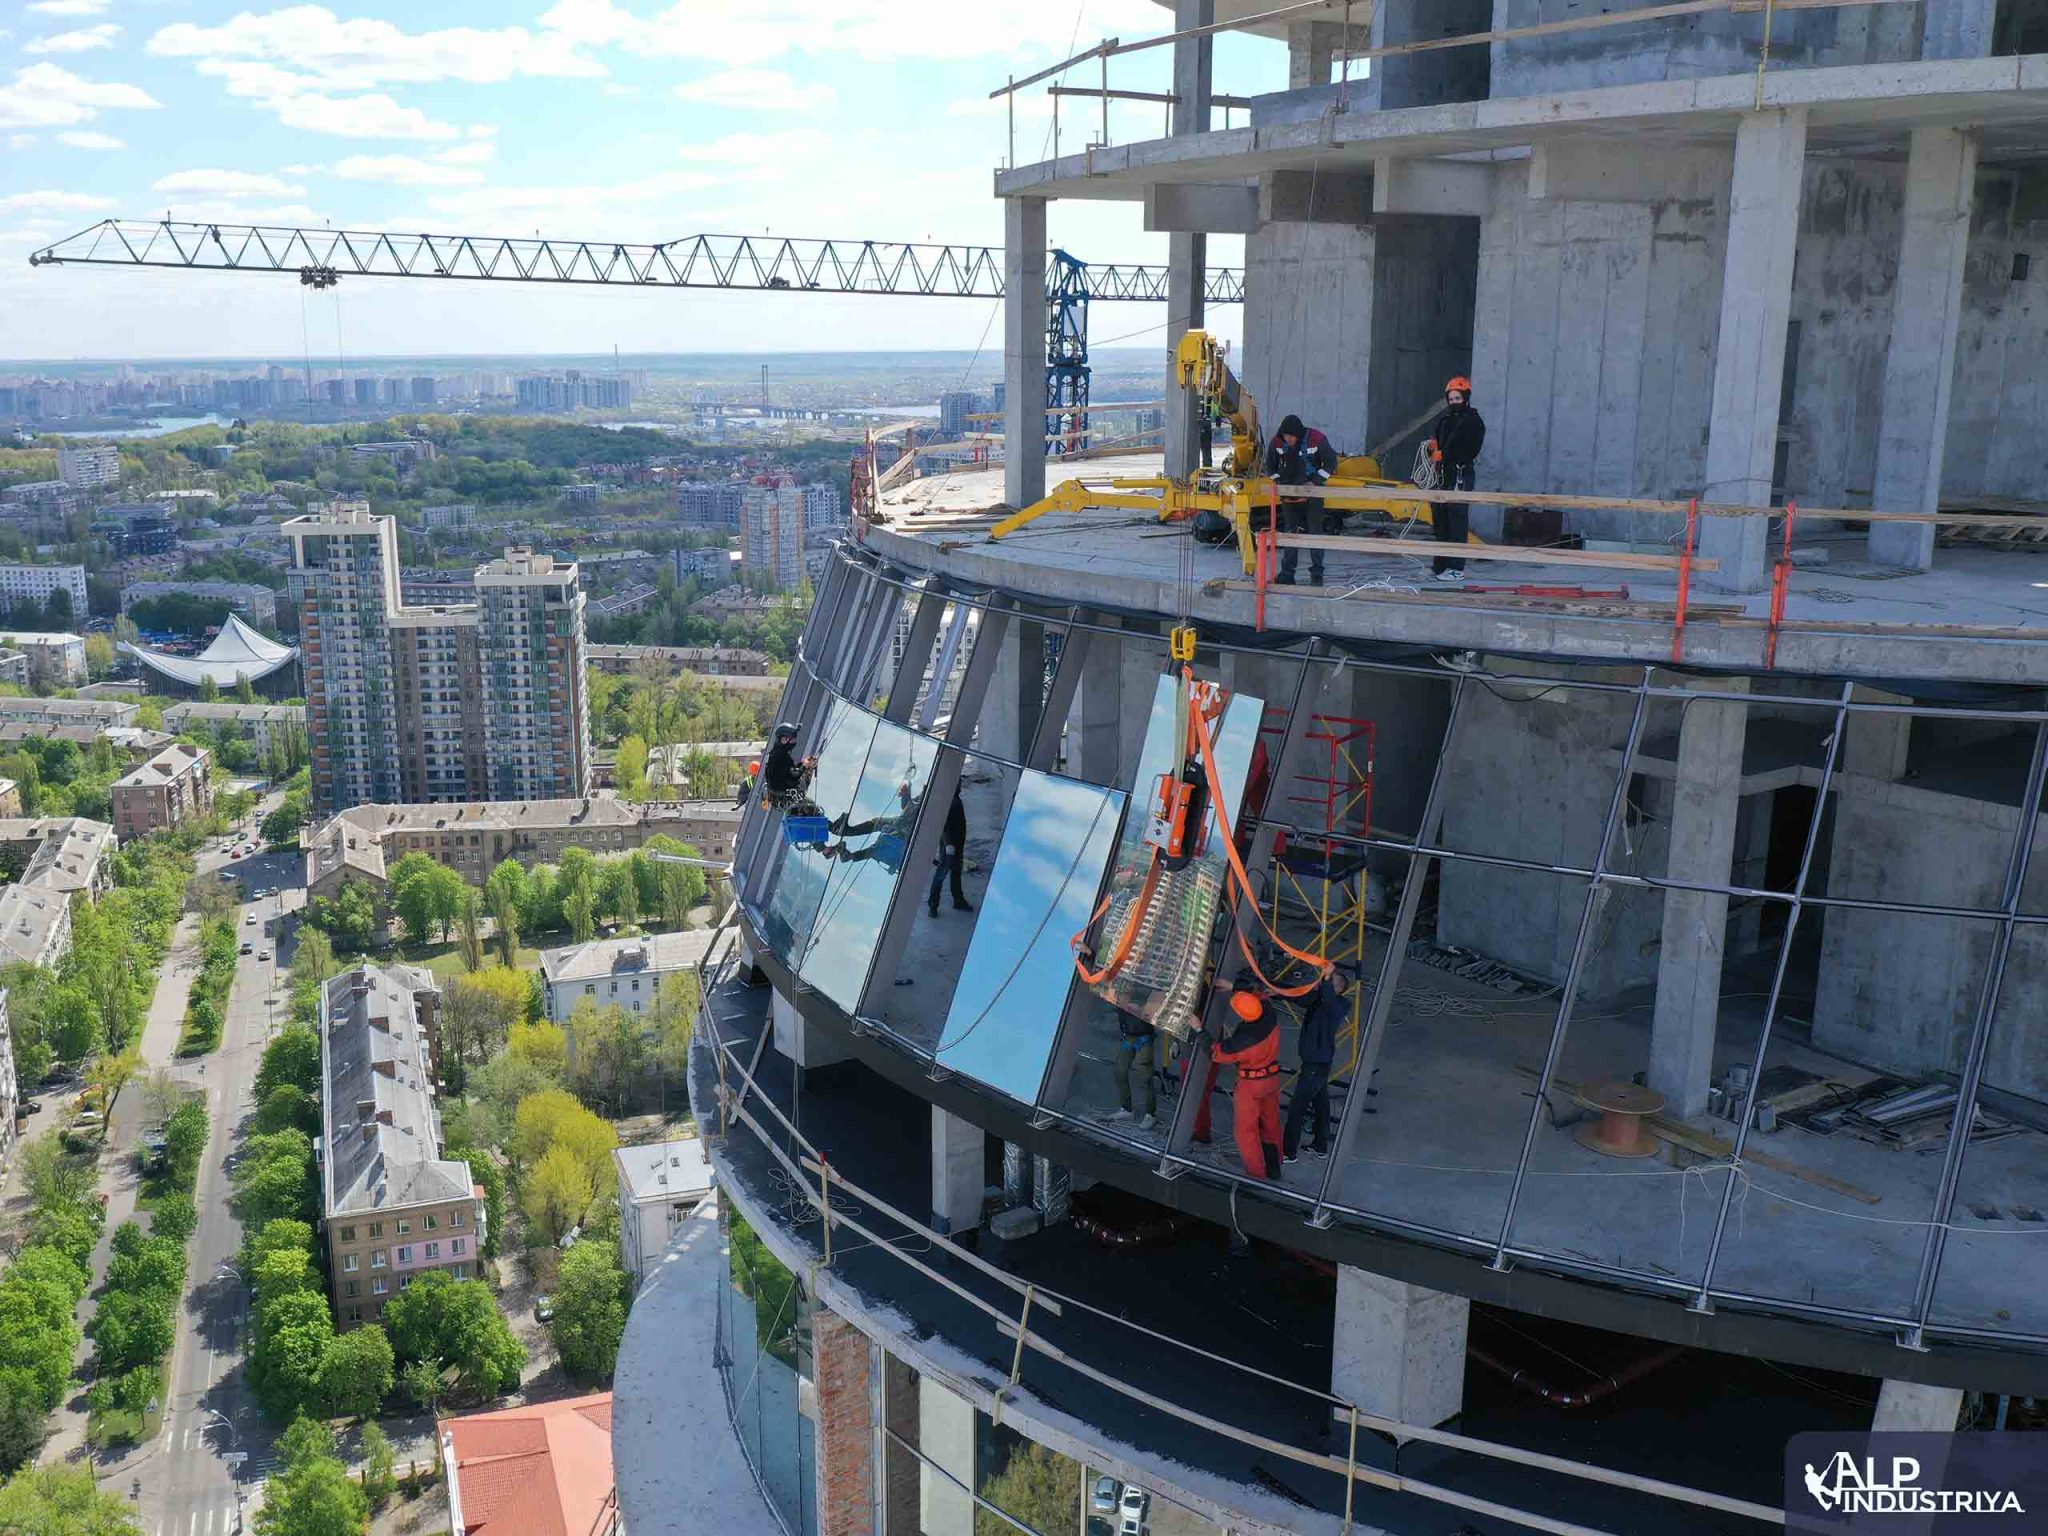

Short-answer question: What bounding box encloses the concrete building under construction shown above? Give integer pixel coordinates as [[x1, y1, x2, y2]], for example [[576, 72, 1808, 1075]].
[[619, 7, 2048, 1536]]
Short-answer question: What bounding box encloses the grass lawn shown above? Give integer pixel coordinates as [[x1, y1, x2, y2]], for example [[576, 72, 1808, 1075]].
[[87, 1360, 169, 1450], [396, 940, 546, 982]]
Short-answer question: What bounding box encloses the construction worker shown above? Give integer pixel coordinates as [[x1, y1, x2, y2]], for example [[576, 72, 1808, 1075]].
[[1106, 1008, 1158, 1130], [1282, 969, 1348, 1162], [1211, 990, 1284, 1179], [1264, 414, 1339, 587], [736, 761, 759, 809], [1424, 377, 1486, 583], [926, 785, 973, 916]]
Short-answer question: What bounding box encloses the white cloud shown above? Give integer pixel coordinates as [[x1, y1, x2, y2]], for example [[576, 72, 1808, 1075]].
[[0, 189, 117, 214], [154, 169, 309, 200], [675, 129, 834, 166], [25, 24, 121, 54], [56, 129, 124, 148], [0, 64, 160, 130], [195, 60, 462, 140], [149, 6, 605, 90], [673, 68, 835, 114], [8, 134, 36, 150], [433, 140, 495, 167], [26, 0, 109, 16], [331, 153, 484, 188], [415, 169, 730, 235]]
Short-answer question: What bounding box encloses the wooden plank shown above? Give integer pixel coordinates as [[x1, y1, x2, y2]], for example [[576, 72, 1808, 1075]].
[[1273, 532, 1719, 574]]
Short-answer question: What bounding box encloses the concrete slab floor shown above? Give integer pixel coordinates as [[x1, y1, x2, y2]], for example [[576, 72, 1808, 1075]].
[[875, 455, 2048, 681]]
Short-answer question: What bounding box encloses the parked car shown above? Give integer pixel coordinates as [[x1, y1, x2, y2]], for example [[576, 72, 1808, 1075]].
[[1119, 1487, 1147, 1536], [1092, 1477, 1118, 1514], [240, 943, 253, 955], [535, 1295, 555, 1323]]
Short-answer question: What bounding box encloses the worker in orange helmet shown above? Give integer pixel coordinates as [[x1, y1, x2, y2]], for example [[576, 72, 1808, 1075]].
[[1210, 989, 1284, 1180], [1422, 375, 1486, 585], [736, 760, 761, 808]]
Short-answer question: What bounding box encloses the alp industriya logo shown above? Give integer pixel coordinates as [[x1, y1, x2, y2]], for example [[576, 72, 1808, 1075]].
[[1785, 1433, 2048, 1531]]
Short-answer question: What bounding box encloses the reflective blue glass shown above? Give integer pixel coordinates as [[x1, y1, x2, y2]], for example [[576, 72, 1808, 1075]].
[[757, 698, 879, 972]]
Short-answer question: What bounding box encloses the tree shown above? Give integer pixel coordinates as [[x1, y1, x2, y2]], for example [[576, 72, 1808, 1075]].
[[250, 1290, 332, 1421], [18, 1133, 93, 1209], [974, 1441, 1083, 1536], [567, 1001, 646, 1115], [389, 853, 442, 947], [252, 1435, 367, 1536], [255, 1084, 318, 1137], [382, 1273, 524, 1398], [256, 1028, 321, 1101], [549, 1241, 628, 1382], [456, 887, 483, 972], [233, 1130, 316, 1229], [439, 968, 527, 1080], [0, 1464, 144, 1536], [359, 1423, 396, 1509], [399, 1357, 446, 1416], [521, 1145, 597, 1244], [564, 877, 594, 943], [305, 881, 376, 953], [315, 1326, 393, 1421], [508, 1019, 568, 1080], [163, 1099, 208, 1185], [615, 735, 649, 800]]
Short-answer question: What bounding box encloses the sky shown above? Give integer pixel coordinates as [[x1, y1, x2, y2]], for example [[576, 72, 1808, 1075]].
[[0, 0, 1266, 360]]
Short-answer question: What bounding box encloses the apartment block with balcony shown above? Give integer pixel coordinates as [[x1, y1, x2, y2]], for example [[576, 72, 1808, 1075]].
[[475, 551, 592, 804], [319, 963, 483, 1331], [110, 742, 213, 842]]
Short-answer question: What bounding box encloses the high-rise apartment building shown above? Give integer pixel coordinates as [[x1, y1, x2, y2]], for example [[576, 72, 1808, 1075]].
[[55, 444, 119, 491], [677, 480, 742, 530], [800, 482, 842, 531], [287, 503, 591, 816], [740, 477, 803, 591]]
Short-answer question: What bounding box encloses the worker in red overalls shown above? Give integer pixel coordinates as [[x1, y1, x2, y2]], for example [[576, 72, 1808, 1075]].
[[1211, 990, 1283, 1180]]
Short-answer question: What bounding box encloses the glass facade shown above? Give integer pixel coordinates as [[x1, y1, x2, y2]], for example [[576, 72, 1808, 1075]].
[[719, 1207, 816, 1536], [734, 553, 2048, 1346]]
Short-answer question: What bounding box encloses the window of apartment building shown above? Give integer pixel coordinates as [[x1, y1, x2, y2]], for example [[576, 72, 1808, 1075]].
[[425, 1242, 440, 1260], [343, 1254, 359, 1272], [450, 1265, 466, 1280], [397, 1245, 414, 1263], [450, 1238, 465, 1256], [424, 1214, 438, 1231], [346, 1281, 360, 1298], [369, 1222, 384, 1238], [396, 1220, 411, 1235], [450, 1209, 465, 1227], [348, 1307, 363, 1324], [338, 1226, 356, 1242], [372, 1278, 388, 1296], [372, 1251, 388, 1269]]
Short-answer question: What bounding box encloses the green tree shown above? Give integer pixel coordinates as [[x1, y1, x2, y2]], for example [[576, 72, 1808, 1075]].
[[255, 1028, 321, 1100], [163, 1099, 208, 1185], [255, 1084, 319, 1137], [252, 1432, 367, 1536], [250, 1290, 332, 1422], [389, 853, 441, 947], [232, 1130, 316, 1228], [400, 1358, 446, 1416], [381, 1273, 524, 1398], [974, 1440, 1083, 1536], [549, 1241, 628, 1382], [359, 1423, 396, 1509], [315, 1326, 393, 1421], [0, 1464, 144, 1535], [456, 886, 483, 973], [521, 1145, 597, 1244]]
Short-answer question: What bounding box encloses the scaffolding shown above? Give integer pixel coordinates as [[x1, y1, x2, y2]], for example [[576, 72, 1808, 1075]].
[[1261, 709, 1377, 1076]]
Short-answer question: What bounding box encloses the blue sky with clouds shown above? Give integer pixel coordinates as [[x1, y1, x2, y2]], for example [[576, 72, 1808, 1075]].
[[0, 0, 1265, 359]]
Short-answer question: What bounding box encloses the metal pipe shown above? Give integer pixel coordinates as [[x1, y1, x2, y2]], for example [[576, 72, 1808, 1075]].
[[1467, 1340, 1685, 1409], [1488, 670, 1655, 1270]]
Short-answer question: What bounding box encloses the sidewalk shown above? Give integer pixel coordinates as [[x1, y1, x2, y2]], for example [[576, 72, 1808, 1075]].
[[41, 910, 203, 1470]]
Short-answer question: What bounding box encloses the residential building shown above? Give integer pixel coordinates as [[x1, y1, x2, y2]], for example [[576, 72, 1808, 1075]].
[[410, 377, 437, 405], [0, 816, 114, 970], [517, 372, 632, 413], [347, 440, 436, 469], [286, 505, 593, 816], [417, 504, 477, 530], [440, 1394, 616, 1536], [0, 652, 28, 690], [613, 1140, 711, 1283], [672, 546, 736, 585], [0, 694, 133, 727], [585, 643, 775, 679], [740, 477, 802, 590], [0, 781, 19, 817], [0, 566, 86, 619], [475, 550, 592, 803], [587, 585, 657, 622], [0, 632, 87, 688], [111, 743, 213, 842], [119, 579, 278, 626], [162, 701, 305, 757], [538, 929, 718, 1025], [800, 481, 843, 532], [677, 480, 742, 530], [937, 389, 983, 438], [0, 722, 171, 758], [319, 963, 483, 1330], [55, 444, 119, 491], [398, 569, 477, 606], [560, 483, 601, 505], [303, 795, 738, 903]]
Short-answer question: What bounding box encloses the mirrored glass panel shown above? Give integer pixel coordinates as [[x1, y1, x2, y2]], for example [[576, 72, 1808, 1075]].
[[935, 770, 1126, 1104], [757, 698, 879, 972], [798, 717, 942, 1014]]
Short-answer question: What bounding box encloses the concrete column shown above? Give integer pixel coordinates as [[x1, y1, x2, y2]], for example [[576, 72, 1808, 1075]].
[[1332, 1266, 1469, 1433], [930, 1106, 984, 1236], [1873, 1379, 1964, 1430], [1649, 679, 1750, 1119], [917, 1372, 976, 1533], [1843, 686, 1913, 781], [1869, 125, 1978, 571], [1003, 196, 1048, 512], [771, 986, 851, 1071], [1286, 20, 1338, 88], [811, 1310, 875, 1536], [1164, 0, 1214, 480], [1070, 646, 1122, 784], [1701, 108, 1807, 593], [977, 620, 1041, 765]]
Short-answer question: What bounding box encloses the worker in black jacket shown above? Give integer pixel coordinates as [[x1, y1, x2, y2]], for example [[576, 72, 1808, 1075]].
[[1283, 970, 1349, 1161], [761, 722, 818, 813], [926, 785, 973, 915], [1264, 414, 1340, 586], [1425, 377, 1486, 582]]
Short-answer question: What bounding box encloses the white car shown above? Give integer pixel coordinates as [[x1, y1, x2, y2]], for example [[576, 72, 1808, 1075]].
[[1119, 1487, 1147, 1536], [244, 914, 257, 926]]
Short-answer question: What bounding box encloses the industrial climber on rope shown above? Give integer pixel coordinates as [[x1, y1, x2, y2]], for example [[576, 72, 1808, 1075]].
[[1424, 376, 1487, 584], [1264, 414, 1339, 587], [760, 721, 819, 814]]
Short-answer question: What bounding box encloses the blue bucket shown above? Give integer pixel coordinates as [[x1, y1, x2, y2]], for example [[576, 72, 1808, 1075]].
[[783, 815, 830, 848]]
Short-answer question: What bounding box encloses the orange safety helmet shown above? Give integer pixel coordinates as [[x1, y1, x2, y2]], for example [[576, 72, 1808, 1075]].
[[748, 761, 761, 776], [1229, 990, 1265, 1023], [1446, 375, 1473, 397]]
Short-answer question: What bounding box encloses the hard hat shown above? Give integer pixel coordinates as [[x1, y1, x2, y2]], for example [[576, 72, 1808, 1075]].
[[1229, 990, 1264, 1022], [748, 761, 761, 776], [1446, 375, 1473, 396], [773, 721, 800, 742]]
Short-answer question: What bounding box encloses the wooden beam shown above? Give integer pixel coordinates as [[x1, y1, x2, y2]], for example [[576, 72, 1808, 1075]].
[[1273, 532, 1720, 574]]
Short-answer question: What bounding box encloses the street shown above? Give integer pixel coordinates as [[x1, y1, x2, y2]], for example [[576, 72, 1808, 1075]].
[[90, 833, 302, 1536]]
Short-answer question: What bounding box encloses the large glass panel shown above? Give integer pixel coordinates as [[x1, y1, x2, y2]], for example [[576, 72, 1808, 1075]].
[[758, 697, 879, 971], [976, 1414, 1084, 1536], [935, 770, 1125, 1103], [798, 716, 942, 1013]]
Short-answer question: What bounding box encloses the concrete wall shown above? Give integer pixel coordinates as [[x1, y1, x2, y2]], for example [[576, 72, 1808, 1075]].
[[1366, 0, 1492, 110], [1814, 772, 2048, 1106], [1241, 217, 1378, 450], [1489, 0, 1923, 98], [1944, 167, 2048, 503], [1367, 217, 1482, 453], [1470, 160, 1728, 540]]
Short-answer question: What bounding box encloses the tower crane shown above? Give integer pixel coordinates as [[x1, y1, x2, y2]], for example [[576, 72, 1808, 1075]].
[[29, 218, 1243, 452]]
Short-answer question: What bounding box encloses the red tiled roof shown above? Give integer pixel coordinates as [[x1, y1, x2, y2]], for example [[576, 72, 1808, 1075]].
[[445, 1392, 615, 1536]]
